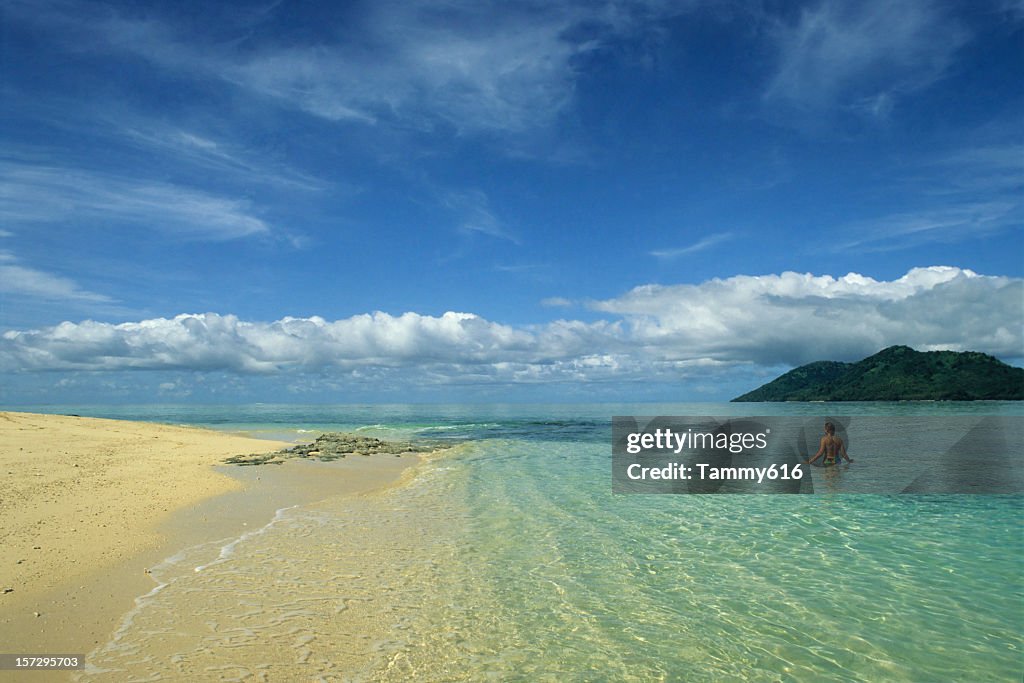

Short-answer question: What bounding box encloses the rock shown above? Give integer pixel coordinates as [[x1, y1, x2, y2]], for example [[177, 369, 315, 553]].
[[225, 432, 451, 465]]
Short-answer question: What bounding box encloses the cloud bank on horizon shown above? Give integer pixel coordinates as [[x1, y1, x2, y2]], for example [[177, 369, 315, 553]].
[[1, 0, 1021, 401], [3, 267, 1019, 401]]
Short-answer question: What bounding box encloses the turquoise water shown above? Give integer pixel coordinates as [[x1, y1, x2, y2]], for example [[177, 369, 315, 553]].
[[32, 403, 1022, 681]]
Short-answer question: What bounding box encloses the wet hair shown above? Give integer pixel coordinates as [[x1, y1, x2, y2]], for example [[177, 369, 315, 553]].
[[824, 421, 835, 435]]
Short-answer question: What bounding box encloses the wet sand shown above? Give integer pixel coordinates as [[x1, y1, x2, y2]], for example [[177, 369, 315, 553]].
[[0, 412, 419, 681]]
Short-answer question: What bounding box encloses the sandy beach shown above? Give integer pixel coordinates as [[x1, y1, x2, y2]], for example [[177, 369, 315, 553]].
[[0, 411, 421, 678]]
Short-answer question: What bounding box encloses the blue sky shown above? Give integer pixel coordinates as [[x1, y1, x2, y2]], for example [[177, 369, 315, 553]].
[[1, 0, 1022, 403]]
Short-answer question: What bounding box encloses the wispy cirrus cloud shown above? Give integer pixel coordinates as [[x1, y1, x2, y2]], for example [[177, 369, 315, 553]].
[[444, 189, 519, 243], [118, 123, 327, 193], [839, 202, 1021, 253], [764, 0, 969, 119], [5, 0, 675, 137], [839, 143, 1023, 252], [0, 249, 113, 304], [0, 162, 272, 241], [1000, 0, 1024, 21], [2, 84, 330, 194], [922, 144, 1024, 197], [650, 232, 734, 259], [214, 1, 678, 135]]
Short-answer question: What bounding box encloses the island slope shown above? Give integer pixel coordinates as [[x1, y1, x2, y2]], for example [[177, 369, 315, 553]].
[[732, 345, 1024, 401]]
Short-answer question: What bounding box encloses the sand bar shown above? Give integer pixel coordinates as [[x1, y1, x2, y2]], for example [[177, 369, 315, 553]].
[[0, 411, 420, 678]]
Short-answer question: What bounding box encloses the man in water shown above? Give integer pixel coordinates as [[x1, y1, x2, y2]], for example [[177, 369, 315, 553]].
[[806, 421, 853, 466]]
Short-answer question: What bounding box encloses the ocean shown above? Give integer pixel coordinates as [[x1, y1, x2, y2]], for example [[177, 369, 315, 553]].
[[20, 403, 1021, 682]]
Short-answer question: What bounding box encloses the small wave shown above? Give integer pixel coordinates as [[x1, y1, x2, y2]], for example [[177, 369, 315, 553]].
[[79, 505, 303, 680], [418, 422, 501, 432], [193, 505, 299, 573]]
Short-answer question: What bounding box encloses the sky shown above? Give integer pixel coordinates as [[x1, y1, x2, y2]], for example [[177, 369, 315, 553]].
[[0, 0, 1022, 404]]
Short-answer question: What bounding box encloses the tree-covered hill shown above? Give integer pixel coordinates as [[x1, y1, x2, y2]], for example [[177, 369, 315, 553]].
[[732, 346, 1024, 401]]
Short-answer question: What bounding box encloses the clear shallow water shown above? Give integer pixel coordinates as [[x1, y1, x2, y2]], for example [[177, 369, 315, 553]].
[[33, 403, 1022, 681]]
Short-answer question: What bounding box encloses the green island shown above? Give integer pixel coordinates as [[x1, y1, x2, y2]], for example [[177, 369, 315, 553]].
[[732, 345, 1024, 402]]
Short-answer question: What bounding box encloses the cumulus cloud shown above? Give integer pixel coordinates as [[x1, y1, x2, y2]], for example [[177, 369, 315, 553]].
[[593, 266, 1022, 366], [2, 268, 1019, 383]]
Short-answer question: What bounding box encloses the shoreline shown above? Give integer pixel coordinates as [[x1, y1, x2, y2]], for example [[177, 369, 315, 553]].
[[0, 412, 421, 679]]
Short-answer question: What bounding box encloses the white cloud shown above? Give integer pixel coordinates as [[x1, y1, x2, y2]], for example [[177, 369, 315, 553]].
[[592, 266, 1022, 366], [764, 0, 968, 116], [217, 0, 670, 135], [224, 15, 578, 133], [118, 124, 327, 192], [0, 163, 271, 241], [0, 243, 115, 308], [2, 267, 1019, 381], [444, 190, 518, 243], [541, 297, 574, 307], [1, 311, 569, 374], [7, 0, 672, 136], [925, 144, 1024, 197], [839, 201, 1021, 252], [838, 143, 1023, 251], [650, 232, 734, 259], [0, 257, 113, 304], [1001, 0, 1024, 21]]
